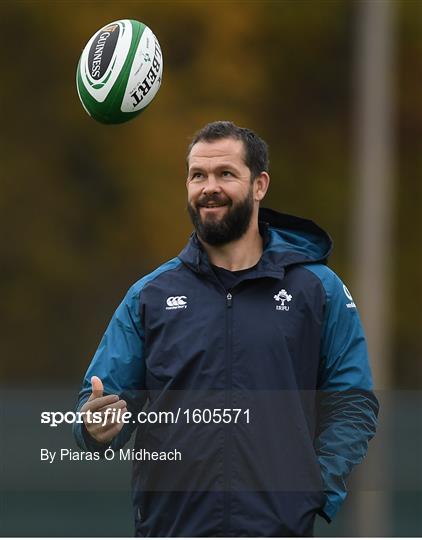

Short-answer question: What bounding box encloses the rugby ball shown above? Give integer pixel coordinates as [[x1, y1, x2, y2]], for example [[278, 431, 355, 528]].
[[76, 19, 163, 124]]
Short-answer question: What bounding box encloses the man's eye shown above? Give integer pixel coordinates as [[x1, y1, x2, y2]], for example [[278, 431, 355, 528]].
[[190, 172, 203, 180], [222, 171, 233, 177]]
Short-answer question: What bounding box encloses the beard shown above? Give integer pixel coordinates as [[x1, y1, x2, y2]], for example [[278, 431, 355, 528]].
[[187, 187, 254, 246]]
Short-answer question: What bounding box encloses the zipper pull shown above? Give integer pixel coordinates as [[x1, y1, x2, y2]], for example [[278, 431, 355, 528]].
[[226, 292, 233, 307]]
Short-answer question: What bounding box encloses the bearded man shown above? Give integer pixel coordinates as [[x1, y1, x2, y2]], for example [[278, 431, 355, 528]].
[[74, 121, 378, 537]]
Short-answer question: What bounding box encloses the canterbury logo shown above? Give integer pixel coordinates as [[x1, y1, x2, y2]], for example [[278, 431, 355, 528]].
[[166, 296, 188, 310]]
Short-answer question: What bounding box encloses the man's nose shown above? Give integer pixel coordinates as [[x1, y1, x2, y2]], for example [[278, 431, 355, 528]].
[[202, 175, 221, 194]]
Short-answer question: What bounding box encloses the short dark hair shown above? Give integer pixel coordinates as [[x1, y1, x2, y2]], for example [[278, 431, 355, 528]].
[[187, 121, 269, 180]]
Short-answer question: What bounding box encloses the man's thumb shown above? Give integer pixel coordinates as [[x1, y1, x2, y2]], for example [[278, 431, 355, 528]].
[[90, 376, 104, 399]]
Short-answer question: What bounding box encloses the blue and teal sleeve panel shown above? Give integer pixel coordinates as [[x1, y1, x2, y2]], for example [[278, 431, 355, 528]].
[[304, 264, 379, 522], [73, 283, 147, 453]]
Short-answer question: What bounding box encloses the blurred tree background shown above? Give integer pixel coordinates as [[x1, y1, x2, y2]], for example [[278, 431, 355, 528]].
[[1, 0, 421, 537], [1, 0, 420, 387]]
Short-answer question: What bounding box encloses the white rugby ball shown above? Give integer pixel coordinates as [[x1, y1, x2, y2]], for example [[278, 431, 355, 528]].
[[76, 19, 163, 124]]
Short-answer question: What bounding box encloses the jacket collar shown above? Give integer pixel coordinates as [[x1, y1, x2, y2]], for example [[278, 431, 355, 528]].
[[178, 207, 333, 278]]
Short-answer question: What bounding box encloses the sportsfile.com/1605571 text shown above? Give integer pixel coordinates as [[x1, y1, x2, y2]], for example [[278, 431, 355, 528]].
[[40, 408, 251, 428]]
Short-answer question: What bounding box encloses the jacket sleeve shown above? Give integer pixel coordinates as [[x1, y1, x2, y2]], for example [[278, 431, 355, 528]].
[[313, 268, 379, 522], [73, 284, 147, 453]]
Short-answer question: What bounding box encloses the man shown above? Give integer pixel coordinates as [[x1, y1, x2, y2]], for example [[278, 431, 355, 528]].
[[74, 121, 378, 536]]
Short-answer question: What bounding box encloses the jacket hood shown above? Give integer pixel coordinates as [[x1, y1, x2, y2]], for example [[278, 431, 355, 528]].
[[260, 207, 332, 266], [179, 207, 333, 274]]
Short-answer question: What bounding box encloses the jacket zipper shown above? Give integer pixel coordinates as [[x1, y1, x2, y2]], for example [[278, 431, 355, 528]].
[[223, 290, 233, 535]]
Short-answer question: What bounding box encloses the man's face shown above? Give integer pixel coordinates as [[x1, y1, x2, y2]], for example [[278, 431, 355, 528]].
[[186, 138, 255, 246]]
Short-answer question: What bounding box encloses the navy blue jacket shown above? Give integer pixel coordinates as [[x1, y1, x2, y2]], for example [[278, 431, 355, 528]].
[[74, 208, 378, 536]]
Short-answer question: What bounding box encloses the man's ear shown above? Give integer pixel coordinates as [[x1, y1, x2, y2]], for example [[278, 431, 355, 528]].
[[254, 172, 270, 202]]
